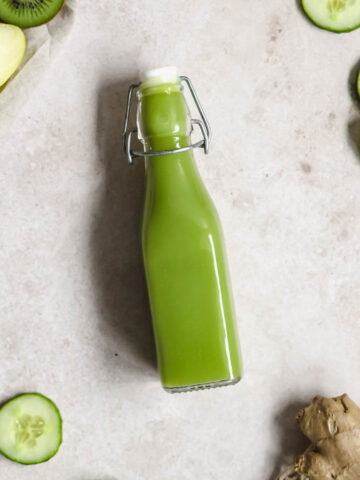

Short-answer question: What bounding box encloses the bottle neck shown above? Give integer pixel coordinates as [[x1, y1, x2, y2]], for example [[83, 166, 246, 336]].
[[145, 134, 190, 153], [137, 82, 191, 151], [137, 80, 201, 194], [144, 148, 200, 203]]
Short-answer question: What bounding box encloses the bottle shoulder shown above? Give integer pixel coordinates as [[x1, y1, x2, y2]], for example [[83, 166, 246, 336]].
[[142, 191, 224, 256], [144, 181, 220, 226]]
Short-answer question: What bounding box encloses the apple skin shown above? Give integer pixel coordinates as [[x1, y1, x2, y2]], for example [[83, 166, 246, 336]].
[[0, 24, 26, 88]]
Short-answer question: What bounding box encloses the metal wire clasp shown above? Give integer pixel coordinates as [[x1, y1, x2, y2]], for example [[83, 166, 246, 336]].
[[122, 76, 212, 165]]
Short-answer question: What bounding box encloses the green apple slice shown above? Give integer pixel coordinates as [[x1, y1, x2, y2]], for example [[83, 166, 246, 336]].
[[0, 23, 26, 88]]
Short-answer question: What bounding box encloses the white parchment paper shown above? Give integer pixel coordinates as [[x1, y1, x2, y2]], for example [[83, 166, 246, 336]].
[[0, 0, 75, 131]]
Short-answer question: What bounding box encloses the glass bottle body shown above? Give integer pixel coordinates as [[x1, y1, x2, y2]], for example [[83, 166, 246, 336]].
[[139, 81, 242, 392]]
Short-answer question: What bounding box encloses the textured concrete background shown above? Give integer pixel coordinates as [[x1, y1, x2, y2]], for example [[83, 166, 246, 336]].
[[1, 1, 360, 479]]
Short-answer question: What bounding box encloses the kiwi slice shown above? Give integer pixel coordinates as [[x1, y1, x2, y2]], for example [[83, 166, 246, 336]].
[[0, 0, 65, 28]]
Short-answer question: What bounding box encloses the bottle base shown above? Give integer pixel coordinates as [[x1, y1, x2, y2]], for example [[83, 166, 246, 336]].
[[163, 376, 241, 394]]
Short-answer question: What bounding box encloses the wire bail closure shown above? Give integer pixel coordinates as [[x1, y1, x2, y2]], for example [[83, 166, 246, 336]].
[[122, 76, 212, 165]]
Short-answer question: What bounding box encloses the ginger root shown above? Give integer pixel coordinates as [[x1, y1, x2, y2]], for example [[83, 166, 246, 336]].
[[294, 394, 360, 480]]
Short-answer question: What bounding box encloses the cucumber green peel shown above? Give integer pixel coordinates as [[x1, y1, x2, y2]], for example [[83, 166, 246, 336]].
[[0, 393, 62, 465], [302, 0, 360, 33]]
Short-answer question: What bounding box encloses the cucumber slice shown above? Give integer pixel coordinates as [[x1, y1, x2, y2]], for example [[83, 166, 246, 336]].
[[302, 0, 360, 32], [0, 393, 62, 465]]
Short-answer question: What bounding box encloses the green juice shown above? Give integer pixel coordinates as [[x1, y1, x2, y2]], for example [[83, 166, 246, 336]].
[[138, 71, 242, 392]]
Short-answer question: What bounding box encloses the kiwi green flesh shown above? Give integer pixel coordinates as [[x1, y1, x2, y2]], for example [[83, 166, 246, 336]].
[[0, 0, 65, 28]]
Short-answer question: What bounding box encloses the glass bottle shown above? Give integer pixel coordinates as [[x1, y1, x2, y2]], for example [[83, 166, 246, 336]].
[[124, 67, 243, 392]]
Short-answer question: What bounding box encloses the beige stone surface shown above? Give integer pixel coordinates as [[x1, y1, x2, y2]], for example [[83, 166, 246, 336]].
[[1, 1, 360, 479]]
